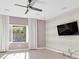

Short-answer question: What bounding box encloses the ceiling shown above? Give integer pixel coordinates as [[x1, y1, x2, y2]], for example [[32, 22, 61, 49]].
[[0, 0, 79, 20]]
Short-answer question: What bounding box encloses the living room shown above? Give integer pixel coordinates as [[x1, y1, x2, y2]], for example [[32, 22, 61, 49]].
[[0, 0, 79, 59]]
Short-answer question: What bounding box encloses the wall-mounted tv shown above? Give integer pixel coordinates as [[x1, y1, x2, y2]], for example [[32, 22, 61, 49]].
[[57, 21, 79, 35]]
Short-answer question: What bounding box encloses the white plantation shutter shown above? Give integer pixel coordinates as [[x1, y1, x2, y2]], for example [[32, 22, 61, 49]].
[[0, 15, 9, 51], [28, 19, 37, 49]]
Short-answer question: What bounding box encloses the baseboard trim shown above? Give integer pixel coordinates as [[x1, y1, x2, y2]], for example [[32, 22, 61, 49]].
[[9, 47, 46, 52], [46, 47, 79, 59], [36, 47, 46, 49], [46, 47, 63, 53], [8, 49, 29, 52]]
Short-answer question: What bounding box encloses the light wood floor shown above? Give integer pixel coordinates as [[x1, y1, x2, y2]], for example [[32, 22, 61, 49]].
[[0, 49, 72, 59]]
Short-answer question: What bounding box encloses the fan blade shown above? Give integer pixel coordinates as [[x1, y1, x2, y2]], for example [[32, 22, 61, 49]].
[[25, 9, 29, 14], [30, 0, 37, 6], [29, 6, 42, 11], [28, 0, 32, 3], [15, 4, 27, 8]]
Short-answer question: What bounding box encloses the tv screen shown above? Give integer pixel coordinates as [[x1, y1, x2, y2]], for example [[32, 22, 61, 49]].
[[57, 21, 78, 35]]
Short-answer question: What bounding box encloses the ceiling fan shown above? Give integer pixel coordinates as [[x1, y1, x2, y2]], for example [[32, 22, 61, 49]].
[[15, 0, 42, 14]]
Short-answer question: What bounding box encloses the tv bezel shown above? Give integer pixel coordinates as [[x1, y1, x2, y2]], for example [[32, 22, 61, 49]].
[[57, 21, 78, 36]]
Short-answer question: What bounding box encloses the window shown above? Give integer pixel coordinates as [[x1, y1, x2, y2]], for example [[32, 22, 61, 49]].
[[13, 26, 26, 42], [9, 25, 28, 42]]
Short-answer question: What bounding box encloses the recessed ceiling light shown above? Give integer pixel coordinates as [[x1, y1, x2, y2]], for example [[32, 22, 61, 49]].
[[62, 7, 67, 10], [37, 14, 40, 15], [4, 9, 10, 12]]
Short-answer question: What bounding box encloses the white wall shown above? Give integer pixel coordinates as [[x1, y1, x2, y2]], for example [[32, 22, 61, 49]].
[[46, 7, 79, 56]]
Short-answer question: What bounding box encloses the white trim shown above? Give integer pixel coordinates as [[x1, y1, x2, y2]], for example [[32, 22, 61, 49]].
[[46, 47, 63, 53], [9, 25, 13, 42], [26, 25, 29, 43], [8, 47, 45, 52], [8, 49, 29, 52], [36, 47, 46, 49], [10, 24, 26, 26], [46, 47, 79, 59]]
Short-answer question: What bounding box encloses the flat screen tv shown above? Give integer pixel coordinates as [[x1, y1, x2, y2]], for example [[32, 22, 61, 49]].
[[57, 21, 79, 35]]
